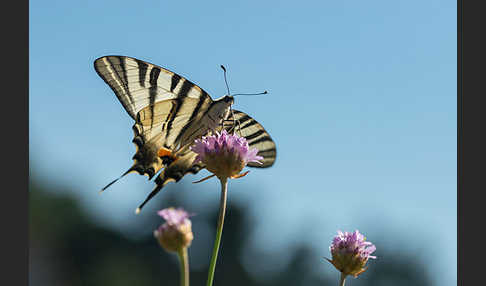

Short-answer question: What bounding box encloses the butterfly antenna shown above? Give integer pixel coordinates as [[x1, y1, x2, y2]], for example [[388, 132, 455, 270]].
[[220, 65, 237, 132], [232, 91, 268, 96], [231, 90, 267, 134], [221, 65, 231, 96], [220, 65, 265, 134], [220, 65, 267, 97]]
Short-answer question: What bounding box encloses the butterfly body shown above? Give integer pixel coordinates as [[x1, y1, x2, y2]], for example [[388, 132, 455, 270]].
[[94, 55, 275, 212]]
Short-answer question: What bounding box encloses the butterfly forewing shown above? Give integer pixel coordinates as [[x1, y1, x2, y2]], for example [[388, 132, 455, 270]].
[[94, 55, 213, 119], [130, 96, 214, 178], [136, 97, 213, 149], [95, 56, 214, 178]]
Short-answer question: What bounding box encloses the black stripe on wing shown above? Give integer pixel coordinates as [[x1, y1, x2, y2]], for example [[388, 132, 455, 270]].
[[174, 90, 210, 144], [165, 80, 194, 140], [96, 56, 135, 115], [94, 55, 213, 120], [136, 59, 149, 88]]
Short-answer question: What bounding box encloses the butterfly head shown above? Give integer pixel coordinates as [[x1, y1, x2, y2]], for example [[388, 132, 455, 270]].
[[206, 95, 234, 129], [222, 95, 234, 104], [213, 95, 234, 114]]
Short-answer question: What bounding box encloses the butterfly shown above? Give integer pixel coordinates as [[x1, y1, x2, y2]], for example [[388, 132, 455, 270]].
[[94, 56, 276, 213]]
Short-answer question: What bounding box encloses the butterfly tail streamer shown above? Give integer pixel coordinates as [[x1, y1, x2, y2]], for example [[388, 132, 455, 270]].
[[135, 175, 175, 214], [99, 167, 135, 193], [135, 157, 207, 214], [135, 185, 161, 214]]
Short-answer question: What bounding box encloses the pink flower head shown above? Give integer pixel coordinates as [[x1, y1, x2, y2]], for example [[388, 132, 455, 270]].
[[326, 230, 376, 278], [154, 207, 193, 252], [191, 130, 263, 180]]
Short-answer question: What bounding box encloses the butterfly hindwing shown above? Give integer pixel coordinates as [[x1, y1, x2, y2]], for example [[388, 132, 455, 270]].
[[224, 110, 277, 168], [138, 110, 276, 212]]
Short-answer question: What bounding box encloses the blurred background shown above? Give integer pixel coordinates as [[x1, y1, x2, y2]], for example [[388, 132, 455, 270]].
[[29, 1, 456, 285]]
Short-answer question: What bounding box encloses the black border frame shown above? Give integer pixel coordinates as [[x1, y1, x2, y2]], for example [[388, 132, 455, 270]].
[[11, 0, 472, 285], [3, 0, 29, 284], [458, 0, 484, 284]]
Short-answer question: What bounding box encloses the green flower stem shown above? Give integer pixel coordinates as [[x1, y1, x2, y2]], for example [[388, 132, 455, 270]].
[[177, 247, 189, 286], [339, 273, 347, 286], [206, 177, 228, 286]]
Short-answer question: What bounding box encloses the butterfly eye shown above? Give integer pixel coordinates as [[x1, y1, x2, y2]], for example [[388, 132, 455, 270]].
[[224, 96, 234, 103]]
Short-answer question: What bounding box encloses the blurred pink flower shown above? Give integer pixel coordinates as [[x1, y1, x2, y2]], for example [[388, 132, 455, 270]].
[[154, 207, 193, 252]]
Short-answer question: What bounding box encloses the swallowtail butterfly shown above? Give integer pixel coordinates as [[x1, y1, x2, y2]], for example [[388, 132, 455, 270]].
[[94, 56, 276, 212]]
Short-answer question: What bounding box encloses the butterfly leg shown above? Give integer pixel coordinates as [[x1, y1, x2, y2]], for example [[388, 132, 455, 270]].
[[229, 108, 243, 136], [237, 118, 242, 136], [192, 174, 216, 184], [222, 119, 238, 134]]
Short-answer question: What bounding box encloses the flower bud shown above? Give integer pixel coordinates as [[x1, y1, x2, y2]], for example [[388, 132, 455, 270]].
[[326, 230, 376, 278], [154, 207, 193, 252]]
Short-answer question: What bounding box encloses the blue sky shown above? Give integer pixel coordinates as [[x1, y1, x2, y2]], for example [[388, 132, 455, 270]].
[[30, 0, 456, 284]]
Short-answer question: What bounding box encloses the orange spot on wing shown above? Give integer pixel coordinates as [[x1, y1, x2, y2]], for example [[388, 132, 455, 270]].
[[158, 147, 178, 164], [158, 147, 173, 158]]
